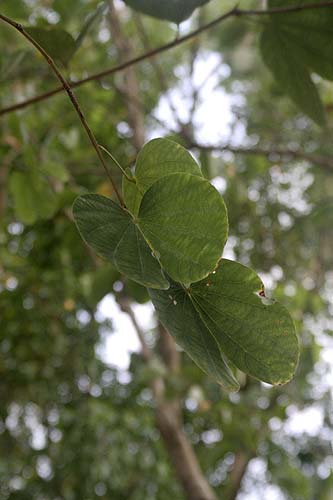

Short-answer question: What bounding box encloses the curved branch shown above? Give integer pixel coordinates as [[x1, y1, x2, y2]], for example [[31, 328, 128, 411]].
[[0, 13, 124, 204]]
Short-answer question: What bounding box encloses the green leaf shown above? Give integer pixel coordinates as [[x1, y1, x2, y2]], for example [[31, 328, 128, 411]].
[[123, 138, 202, 216], [9, 170, 58, 225], [260, 5, 328, 125], [122, 0, 211, 23], [192, 259, 299, 385], [9, 172, 37, 225], [151, 260, 299, 386], [149, 279, 240, 392], [135, 138, 202, 193], [138, 173, 228, 285], [25, 27, 76, 66], [72, 194, 169, 290]]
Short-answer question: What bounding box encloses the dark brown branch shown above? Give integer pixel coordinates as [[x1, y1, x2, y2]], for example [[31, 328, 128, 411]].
[[2, 2, 333, 117], [0, 13, 124, 204]]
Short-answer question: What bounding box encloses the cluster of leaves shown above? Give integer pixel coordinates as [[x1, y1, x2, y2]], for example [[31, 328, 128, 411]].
[[73, 138, 299, 390]]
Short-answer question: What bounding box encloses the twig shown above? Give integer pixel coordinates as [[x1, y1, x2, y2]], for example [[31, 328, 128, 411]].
[[189, 141, 333, 172], [0, 13, 124, 204], [99, 144, 135, 181]]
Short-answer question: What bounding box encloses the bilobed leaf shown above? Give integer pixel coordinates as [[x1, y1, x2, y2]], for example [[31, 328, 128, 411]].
[[149, 280, 240, 392], [138, 173, 228, 285], [151, 259, 299, 386], [122, 0, 211, 23], [135, 138, 202, 193], [123, 138, 202, 216], [25, 27, 76, 66], [72, 194, 169, 290], [191, 259, 299, 385], [260, 21, 326, 126]]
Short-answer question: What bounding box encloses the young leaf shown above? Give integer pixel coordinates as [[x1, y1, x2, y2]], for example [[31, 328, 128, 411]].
[[190, 259, 299, 385], [137, 173, 228, 285], [123, 138, 202, 216], [122, 0, 211, 24], [149, 280, 240, 392], [25, 27, 76, 66], [72, 194, 169, 290]]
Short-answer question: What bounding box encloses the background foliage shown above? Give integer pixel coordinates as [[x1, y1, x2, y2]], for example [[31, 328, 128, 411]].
[[1, 0, 333, 499]]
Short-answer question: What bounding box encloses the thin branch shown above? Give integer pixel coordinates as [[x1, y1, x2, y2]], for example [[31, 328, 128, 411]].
[[0, 13, 124, 204], [189, 141, 333, 172], [0, 1, 333, 116], [0, 6, 236, 116], [2, 2, 333, 116], [99, 144, 135, 181]]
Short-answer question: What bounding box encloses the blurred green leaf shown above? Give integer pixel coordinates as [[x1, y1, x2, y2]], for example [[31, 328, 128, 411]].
[[9, 170, 58, 224], [122, 0, 211, 23], [260, 20, 326, 126], [25, 27, 76, 66]]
